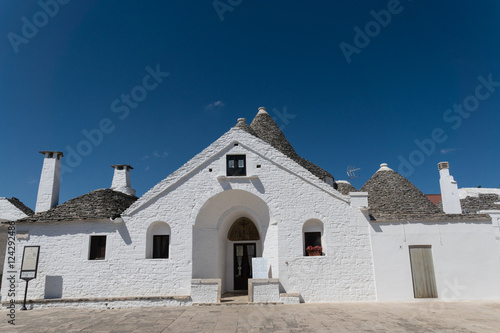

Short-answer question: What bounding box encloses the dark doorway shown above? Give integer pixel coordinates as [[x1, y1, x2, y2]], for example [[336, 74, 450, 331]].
[[233, 243, 256, 290]]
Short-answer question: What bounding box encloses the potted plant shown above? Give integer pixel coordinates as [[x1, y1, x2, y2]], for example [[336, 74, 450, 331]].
[[306, 245, 322, 256]]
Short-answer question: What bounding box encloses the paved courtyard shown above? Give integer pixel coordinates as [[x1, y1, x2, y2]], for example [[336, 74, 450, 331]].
[[2, 301, 500, 332]]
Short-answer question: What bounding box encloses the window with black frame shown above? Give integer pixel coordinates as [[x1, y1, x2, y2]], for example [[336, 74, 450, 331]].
[[89, 235, 106, 260], [226, 155, 246, 176], [152, 235, 169, 258], [304, 232, 322, 256]]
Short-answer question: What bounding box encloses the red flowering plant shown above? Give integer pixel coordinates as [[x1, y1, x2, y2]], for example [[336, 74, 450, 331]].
[[306, 245, 322, 254]]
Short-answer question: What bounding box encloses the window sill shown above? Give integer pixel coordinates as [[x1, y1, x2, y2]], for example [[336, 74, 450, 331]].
[[217, 175, 258, 180], [144, 258, 171, 260]]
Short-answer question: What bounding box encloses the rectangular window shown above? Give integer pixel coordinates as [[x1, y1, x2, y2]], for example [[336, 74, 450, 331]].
[[304, 232, 322, 256], [226, 155, 246, 176], [153, 235, 169, 258], [89, 236, 106, 260]]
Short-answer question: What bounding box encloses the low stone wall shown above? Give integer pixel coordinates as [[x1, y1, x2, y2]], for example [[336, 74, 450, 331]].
[[1, 295, 191, 310], [191, 279, 221, 304], [248, 279, 280, 303]]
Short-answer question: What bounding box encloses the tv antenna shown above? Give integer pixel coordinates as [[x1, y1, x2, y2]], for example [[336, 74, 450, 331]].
[[347, 166, 360, 183]]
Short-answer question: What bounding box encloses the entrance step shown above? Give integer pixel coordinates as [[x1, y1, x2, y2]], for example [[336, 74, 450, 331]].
[[280, 293, 301, 304], [221, 291, 249, 304]]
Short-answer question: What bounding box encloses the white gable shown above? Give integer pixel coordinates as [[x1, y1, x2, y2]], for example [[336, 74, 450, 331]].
[[125, 127, 347, 216], [0, 197, 30, 221]]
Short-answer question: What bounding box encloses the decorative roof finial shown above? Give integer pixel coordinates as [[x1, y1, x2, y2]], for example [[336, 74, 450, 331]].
[[237, 118, 246, 124], [378, 163, 392, 171], [257, 106, 267, 114]]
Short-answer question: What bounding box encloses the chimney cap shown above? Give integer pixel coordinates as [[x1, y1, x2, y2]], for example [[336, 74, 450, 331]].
[[111, 164, 134, 170], [438, 162, 449, 170], [39, 151, 64, 157]]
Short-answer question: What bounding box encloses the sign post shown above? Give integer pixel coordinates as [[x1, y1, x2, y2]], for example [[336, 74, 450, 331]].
[[19, 246, 40, 311]]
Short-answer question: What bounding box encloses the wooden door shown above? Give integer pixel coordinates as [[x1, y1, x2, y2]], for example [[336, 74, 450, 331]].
[[233, 243, 256, 290], [409, 246, 438, 298]]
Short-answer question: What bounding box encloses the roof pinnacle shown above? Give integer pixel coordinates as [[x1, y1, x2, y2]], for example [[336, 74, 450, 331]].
[[378, 163, 393, 171]]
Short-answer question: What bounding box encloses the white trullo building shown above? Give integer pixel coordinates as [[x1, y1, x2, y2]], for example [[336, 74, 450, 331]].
[[2, 107, 500, 308]]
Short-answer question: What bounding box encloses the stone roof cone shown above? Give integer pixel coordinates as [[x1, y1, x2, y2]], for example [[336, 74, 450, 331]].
[[17, 189, 138, 223], [233, 107, 336, 185], [360, 163, 440, 220], [336, 180, 357, 195], [249, 107, 299, 157]]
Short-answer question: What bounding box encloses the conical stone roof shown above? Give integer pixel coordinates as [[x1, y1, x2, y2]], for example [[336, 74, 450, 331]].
[[361, 163, 442, 221], [336, 180, 357, 195], [237, 107, 335, 184], [15, 189, 138, 223], [360, 163, 489, 221]]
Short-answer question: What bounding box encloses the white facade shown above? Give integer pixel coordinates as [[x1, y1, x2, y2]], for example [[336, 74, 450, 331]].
[[2, 114, 500, 308], [370, 220, 500, 301]]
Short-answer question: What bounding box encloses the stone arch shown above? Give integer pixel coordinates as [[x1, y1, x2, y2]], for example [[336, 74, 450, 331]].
[[192, 189, 270, 292]]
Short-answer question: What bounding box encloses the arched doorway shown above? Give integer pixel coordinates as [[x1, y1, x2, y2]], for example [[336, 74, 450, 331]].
[[228, 217, 260, 290], [192, 189, 271, 293]]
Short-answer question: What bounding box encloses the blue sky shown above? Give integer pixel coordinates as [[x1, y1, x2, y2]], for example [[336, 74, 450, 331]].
[[1, 1, 499, 209]]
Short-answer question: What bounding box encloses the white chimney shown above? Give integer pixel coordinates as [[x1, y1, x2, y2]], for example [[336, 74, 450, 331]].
[[438, 162, 462, 214], [110, 165, 135, 196], [35, 151, 63, 213]]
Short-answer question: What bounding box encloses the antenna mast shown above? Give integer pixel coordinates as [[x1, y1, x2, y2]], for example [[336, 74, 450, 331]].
[[347, 166, 360, 183]]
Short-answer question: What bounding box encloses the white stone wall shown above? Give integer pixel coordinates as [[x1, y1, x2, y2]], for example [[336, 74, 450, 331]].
[[1, 128, 377, 304], [1, 219, 192, 302], [459, 188, 500, 199], [190, 279, 220, 303], [0, 198, 29, 297], [0, 198, 30, 221], [370, 220, 500, 301], [249, 279, 280, 303]]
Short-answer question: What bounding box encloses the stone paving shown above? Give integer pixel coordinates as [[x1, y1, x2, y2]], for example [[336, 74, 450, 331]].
[[2, 301, 500, 332]]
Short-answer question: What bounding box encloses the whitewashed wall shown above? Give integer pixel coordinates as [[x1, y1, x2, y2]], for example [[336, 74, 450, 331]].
[[370, 220, 500, 301], [2, 128, 378, 304], [0, 198, 29, 298], [0, 198, 29, 222]]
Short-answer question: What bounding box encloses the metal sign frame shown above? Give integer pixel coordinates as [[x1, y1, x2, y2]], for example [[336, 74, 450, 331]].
[[20, 246, 40, 281]]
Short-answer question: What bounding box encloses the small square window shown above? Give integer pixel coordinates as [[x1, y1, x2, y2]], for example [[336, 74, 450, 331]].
[[89, 236, 106, 260], [153, 235, 169, 259], [227, 155, 246, 176]]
